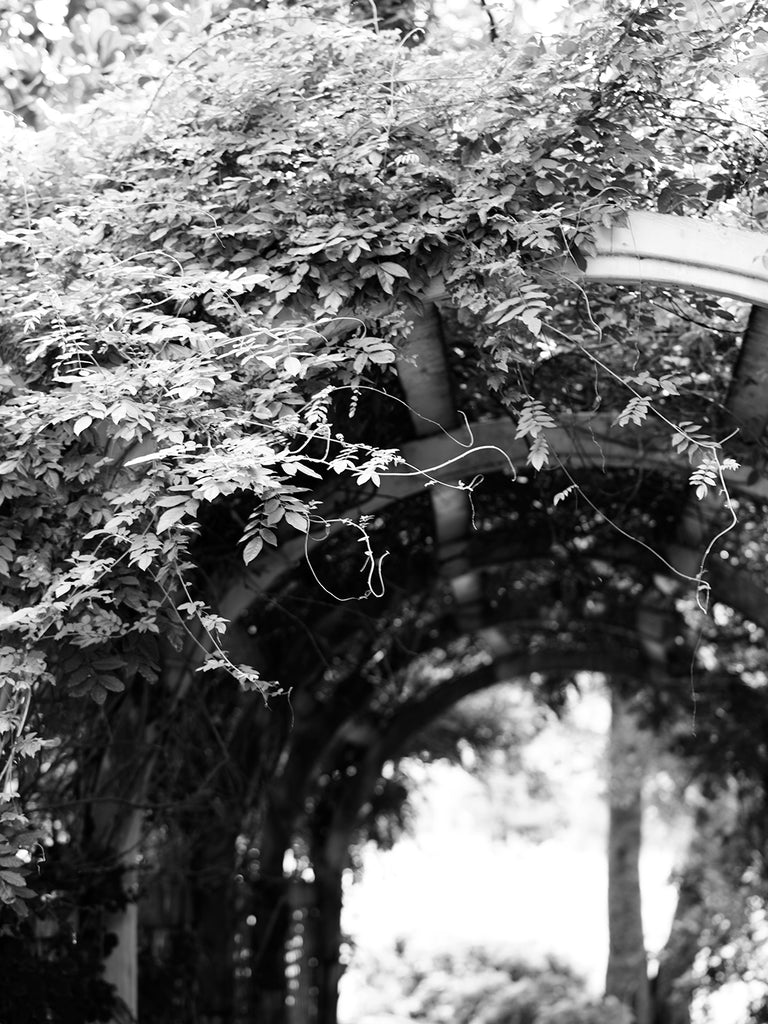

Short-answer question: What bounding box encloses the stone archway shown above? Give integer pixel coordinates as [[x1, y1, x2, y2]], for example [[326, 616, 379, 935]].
[[217, 214, 768, 1024]]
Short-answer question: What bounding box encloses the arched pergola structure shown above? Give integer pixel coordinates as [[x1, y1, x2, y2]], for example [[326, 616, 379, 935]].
[[213, 214, 768, 628], [230, 211, 768, 1024], [131, 213, 768, 1024]]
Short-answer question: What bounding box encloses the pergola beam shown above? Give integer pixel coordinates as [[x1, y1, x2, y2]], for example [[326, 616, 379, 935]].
[[217, 415, 768, 626], [218, 211, 768, 627], [559, 211, 768, 307], [394, 415, 768, 503], [395, 303, 484, 628]]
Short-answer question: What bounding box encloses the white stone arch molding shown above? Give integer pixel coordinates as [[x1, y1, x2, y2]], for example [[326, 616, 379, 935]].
[[551, 210, 768, 307]]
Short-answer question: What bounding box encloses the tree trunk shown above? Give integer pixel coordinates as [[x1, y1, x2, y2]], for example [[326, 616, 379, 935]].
[[651, 864, 702, 1024], [726, 304, 768, 447], [605, 691, 651, 1024], [193, 823, 239, 1024], [286, 878, 316, 1024], [289, 833, 347, 1024], [87, 697, 152, 1024], [313, 856, 345, 1024], [250, 809, 292, 1024], [651, 805, 712, 1024]]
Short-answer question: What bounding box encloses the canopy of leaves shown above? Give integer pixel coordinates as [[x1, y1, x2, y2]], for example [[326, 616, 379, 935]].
[[1, 0, 768, 950]]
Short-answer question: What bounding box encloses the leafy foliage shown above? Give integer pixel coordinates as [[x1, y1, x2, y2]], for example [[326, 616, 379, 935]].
[[0, 807, 41, 919], [1, 0, 767, 976], [345, 944, 632, 1024], [516, 399, 558, 470], [0, 0, 164, 127]]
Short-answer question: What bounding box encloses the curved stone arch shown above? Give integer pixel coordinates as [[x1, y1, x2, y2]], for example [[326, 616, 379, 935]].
[[312, 644, 645, 830], [220, 213, 768, 614], [256, 601, 653, 798], [228, 533, 765, 808], [298, 607, 664, 795], [558, 211, 768, 307], [228, 546, 688, 827], [217, 212, 768, 643], [290, 637, 646, 1024], [219, 438, 768, 625], [232, 529, 764, 865], [245, 215, 768, 1022], [290, 633, 648, 873], [372, 648, 637, 771]]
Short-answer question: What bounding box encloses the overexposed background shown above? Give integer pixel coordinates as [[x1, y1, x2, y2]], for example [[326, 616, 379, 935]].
[[339, 687, 763, 1022]]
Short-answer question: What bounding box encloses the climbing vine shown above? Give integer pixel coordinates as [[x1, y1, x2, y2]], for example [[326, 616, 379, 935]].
[[1, 0, 767, 913]]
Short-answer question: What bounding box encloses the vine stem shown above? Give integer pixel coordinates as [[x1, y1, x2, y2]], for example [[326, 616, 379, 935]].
[[542, 281, 739, 610], [300, 517, 389, 603]]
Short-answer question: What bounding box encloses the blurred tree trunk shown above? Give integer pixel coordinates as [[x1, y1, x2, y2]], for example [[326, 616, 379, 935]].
[[192, 822, 239, 1024], [300, 757, 380, 1024], [286, 878, 315, 1023], [289, 828, 348, 1024], [250, 805, 292, 1024], [651, 803, 716, 1024], [97, 806, 143, 1023], [313, 854, 346, 1024], [605, 690, 651, 1024], [87, 691, 152, 1024], [88, 641, 198, 1023], [651, 863, 702, 1024]]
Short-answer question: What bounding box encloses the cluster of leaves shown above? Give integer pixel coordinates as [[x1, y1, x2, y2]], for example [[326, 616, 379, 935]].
[[516, 399, 557, 471], [0, 10, 433, 870], [0, 806, 41, 918], [0, 0, 166, 127], [1, 0, 767, 920], [0, 828, 122, 1020]]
